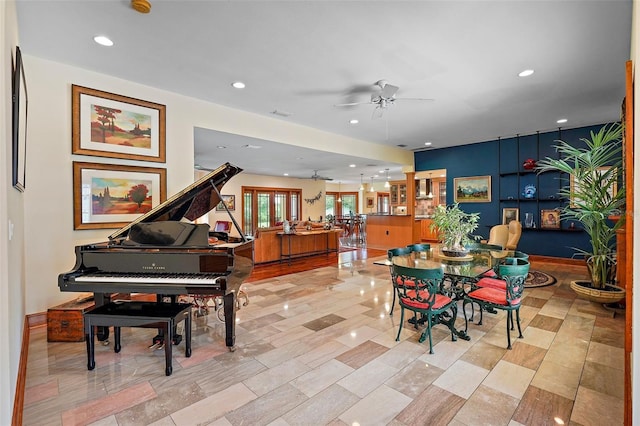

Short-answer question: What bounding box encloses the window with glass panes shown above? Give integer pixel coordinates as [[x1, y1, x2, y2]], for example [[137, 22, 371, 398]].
[[242, 186, 302, 236]]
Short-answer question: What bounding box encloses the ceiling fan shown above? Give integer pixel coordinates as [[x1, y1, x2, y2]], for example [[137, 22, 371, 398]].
[[310, 170, 333, 181], [334, 80, 434, 117]]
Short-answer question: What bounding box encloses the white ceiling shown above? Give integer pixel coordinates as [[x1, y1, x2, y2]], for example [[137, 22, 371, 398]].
[[15, 0, 632, 183]]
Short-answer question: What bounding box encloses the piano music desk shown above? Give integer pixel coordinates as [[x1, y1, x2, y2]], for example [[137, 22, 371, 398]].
[[84, 301, 192, 376]]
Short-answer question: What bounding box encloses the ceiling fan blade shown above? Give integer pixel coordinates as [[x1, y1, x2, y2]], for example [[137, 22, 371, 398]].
[[394, 97, 435, 102], [333, 101, 372, 107], [381, 83, 399, 99]]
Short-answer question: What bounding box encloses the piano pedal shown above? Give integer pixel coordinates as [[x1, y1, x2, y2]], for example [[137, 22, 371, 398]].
[[101, 339, 110, 347], [172, 334, 182, 345], [148, 341, 163, 350]]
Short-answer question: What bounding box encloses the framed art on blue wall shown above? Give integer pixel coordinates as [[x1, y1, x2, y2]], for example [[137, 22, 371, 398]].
[[454, 175, 491, 203]]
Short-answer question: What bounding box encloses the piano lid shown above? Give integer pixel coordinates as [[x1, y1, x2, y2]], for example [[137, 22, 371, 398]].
[[108, 163, 242, 241]]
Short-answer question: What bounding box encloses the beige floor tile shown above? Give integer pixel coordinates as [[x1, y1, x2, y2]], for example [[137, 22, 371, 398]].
[[170, 382, 256, 426], [290, 359, 354, 397], [530, 358, 582, 400], [519, 326, 556, 349], [338, 384, 412, 426], [282, 384, 360, 425], [586, 340, 624, 369], [453, 384, 520, 425], [571, 385, 624, 425], [336, 359, 399, 398], [432, 359, 489, 399], [335, 325, 384, 348], [482, 360, 536, 399], [244, 358, 310, 396]]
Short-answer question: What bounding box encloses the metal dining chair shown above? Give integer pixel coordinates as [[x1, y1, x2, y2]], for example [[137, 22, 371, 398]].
[[392, 263, 458, 354], [387, 247, 413, 316], [463, 257, 530, 349]]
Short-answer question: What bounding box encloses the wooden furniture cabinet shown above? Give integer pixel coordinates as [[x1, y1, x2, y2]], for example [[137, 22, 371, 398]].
[[420, 219, 438, 242], [390, 181, 407, 206]]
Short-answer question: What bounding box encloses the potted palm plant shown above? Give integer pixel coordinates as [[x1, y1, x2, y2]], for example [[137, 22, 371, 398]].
[[535, 122, 625, 303], [430, 202, 481, 256]]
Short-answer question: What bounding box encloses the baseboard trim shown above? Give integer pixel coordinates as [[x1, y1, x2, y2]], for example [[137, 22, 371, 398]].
[[12, 316, 31, 426]]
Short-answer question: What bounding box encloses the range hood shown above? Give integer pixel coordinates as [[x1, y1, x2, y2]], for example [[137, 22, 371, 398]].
[[415, 179, 434, 200]]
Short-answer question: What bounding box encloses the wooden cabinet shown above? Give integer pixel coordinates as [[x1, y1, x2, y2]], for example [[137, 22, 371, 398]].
[[390, 181, 407, 205], [420, 219, 438, 242]]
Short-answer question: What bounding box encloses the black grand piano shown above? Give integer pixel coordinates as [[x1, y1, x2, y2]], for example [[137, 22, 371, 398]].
[[58, 162, 254, 350]]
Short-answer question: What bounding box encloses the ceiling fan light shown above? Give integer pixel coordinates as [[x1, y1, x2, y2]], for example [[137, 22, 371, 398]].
[[384, 181, 390, 188]]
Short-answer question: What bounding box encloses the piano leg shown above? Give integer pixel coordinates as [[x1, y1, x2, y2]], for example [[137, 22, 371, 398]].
[[164, 323, 173, 376], [223, 292, 236, 351]]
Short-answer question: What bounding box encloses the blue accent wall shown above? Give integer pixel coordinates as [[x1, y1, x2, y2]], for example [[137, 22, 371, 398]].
[[414, 123, 616, 258]]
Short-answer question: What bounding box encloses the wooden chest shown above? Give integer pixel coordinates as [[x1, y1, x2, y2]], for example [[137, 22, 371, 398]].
[[47, 299, 95, 342]]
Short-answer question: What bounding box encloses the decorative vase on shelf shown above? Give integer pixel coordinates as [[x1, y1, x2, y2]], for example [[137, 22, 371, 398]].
[[524, 213, 534, 228], [522, 184, 536, 199]]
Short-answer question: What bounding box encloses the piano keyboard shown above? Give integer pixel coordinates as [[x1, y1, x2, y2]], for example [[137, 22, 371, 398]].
[[75, 273, 222, 285]]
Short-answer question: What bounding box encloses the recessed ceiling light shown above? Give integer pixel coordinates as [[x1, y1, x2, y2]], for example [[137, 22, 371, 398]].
[[232, 81, 245, 89], [93, 35, 114, 46], [242, 144, 262, 149], [217, 145, 226, 149], [349, 119, 359, 124], [349, 164, 356, 168], [518, 69, 534, 77], [557, 118, 568, 124], [283, 173, 289, 176], [424, 141, 432, 146]]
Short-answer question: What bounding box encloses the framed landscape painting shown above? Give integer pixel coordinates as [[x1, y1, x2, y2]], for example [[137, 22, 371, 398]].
[[454, 175, 491, 203], [72, 85, 166, 162], [73, 162, 167, 230]]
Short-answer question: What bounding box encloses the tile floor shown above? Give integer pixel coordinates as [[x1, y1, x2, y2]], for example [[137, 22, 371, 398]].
[[23, 254, 624, 425]]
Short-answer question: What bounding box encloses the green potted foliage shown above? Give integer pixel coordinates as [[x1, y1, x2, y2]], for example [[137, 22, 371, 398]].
[[536, 122, 625, 302], [430, 202, 480, 256]]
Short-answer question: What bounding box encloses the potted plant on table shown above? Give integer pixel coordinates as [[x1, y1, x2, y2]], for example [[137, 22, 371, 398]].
[[430, 202, 481, 257], [535, 122, 625, 303]]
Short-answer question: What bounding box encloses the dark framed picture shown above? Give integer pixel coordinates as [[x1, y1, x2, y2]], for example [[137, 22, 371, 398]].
[[12, 46, 28, 192], [502, 207, 519, 225], [216, 194, 235, 211], [454, 175, 491, 203], [72, 85, 166, 162], [73, 162, 167, 230], [541, 209, 560, 229]]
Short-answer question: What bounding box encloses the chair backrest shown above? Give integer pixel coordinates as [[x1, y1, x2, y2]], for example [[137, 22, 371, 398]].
[[498, 257, 530, 305], [392, 264, 444, 303], [506, 221, 522, 250], [388, 247, 412, 259], [406, 243, 430, 253], [487, 224, 509, 248], [214, 221, 232, 233]]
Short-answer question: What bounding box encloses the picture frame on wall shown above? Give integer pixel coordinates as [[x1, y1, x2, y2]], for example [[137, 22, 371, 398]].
[[366, 197, 374, 208], [12, 46, 28, 192], [502, 207, 519, 225], [72, 85, 166, 162], [73, 162, 167, 230], [569, 166, 618, 208], [541, 209, 561, 229], [216, 194, 235, 211], [454, 175, 491, 203]]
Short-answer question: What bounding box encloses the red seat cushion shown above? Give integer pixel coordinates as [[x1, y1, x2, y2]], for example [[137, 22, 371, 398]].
[[482, 270, 498, 278], [476, 277, 506, 290], [395, 277, 417, 288], [468, 287, 520, 306], [401, 290, 452, 310]]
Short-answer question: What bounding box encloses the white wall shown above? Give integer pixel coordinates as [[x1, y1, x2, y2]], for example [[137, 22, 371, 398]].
[[21, 55, 413, 315], [1, 0, 25, 422]]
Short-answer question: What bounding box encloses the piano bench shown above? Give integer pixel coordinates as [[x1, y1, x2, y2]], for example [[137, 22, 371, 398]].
[[84, 301, 192, 376]]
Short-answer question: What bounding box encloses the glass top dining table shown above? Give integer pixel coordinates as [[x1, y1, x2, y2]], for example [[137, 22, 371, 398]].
[[374, 245, 511, 281]]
